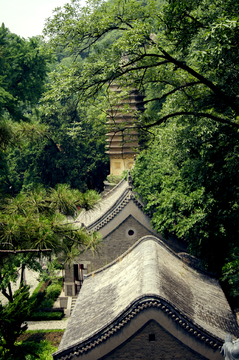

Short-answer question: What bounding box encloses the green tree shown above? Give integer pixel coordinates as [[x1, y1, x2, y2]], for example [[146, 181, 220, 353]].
[[0, 24, 51, 148], [222, 249, 239, 298], [0, 98, 109, 195], [131, 117, 239, 289], [43, 0, 239, 130], [0, 285, 35, 358], [42, 0, 239, 297], [0, 25, 52, 197], [0, 184, 101, 303], [0, 185, 102, 357], [0, 38, 109, 196]]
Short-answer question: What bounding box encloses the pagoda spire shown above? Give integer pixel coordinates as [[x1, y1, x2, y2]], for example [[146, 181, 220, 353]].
[[105, 84, 144, 175]]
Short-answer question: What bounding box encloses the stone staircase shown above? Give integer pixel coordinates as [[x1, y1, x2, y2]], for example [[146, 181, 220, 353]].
[[70, 296, 78, 315]]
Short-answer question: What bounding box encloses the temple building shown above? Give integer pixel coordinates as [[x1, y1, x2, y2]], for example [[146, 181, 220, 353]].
[[64, 173, 188, 297], [53, 236, 239, 360]]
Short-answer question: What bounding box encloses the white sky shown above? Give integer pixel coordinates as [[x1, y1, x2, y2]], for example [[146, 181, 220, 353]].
[[0, 0, 86, 39]]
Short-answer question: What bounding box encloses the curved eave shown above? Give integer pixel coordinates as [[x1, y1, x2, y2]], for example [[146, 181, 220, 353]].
[[75, 180, 144, 231], [87, 188, 143, 232], [52, 296, 225, 360]]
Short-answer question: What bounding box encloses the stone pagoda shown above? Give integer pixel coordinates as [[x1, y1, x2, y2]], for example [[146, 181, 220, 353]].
[[105, 85, 144, 175]]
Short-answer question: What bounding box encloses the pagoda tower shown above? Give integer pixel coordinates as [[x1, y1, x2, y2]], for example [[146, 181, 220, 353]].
[[105, 85, 144, 175]]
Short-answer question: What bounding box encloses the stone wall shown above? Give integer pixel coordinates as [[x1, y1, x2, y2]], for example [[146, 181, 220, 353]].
[[79, 215, 154, 273], [103, 320, 207, 360], [64, 264, 74, 282]]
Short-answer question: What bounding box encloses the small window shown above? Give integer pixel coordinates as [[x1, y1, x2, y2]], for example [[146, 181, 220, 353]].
[[149, 334, 155, 342], [128, 229, 134, 236]]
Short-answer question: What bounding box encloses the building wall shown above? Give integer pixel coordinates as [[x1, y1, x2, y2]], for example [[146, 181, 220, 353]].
[[109, 155, 135, 175], [98, 200, 157, 238], [64, 264, 74, 282], [79, 215, 154, 273], [97, 201, 187, 254], [102, 320, 208, 360]]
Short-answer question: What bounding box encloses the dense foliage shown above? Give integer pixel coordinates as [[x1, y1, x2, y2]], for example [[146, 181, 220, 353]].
[[0, 184, 101, 301], [1, 100, 109, 195], [0, 35, 109, 196], [0, 24, 51, 149], [44, 0, 239, 129], [132, 119, 239, 275], [0, 285, 35, 358]]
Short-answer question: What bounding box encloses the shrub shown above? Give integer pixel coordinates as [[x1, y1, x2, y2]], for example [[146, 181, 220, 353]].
[[7, 339, 58, 360], [38, 299, 54, 309], [46, 283, 62, 301], [0, 285, 35, 357], [29, 312, 63, 321], [30, 280, 50, 308]]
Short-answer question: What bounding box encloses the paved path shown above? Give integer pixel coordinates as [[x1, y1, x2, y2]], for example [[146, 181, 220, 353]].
[[27, 318, 69, 330]]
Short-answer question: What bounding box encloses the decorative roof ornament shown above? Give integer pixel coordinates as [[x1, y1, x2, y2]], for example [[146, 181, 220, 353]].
[[221, 334, 239, 359]]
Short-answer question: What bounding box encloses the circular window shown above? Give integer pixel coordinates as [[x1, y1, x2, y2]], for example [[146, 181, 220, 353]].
[[128, 229, 134, 236]]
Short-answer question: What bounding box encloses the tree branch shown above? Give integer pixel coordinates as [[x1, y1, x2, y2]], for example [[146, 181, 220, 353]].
[[141, 112, 239, 129], [59, 233, 84, 245], [0, 249, 52, 254], [141, 81, 201, 105], [1, 287, 12, 302], [120, 53, 166, 68], [155, 47, 239, 114]]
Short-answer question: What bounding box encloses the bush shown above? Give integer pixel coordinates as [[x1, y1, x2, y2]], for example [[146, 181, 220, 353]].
[[29, 312, 63, 321], [38, 299, 54, 309], [106, 170, 128, 184], [46, 283, 62, 301], [0, 285, 35, 356], [2, 340, 58, 360], [30, 280, 50, 308]]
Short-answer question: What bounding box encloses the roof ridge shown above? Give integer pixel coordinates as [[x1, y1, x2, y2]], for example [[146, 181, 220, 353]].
[[87, 187, 145, 232], [84, 235, 218, 279], [101, 178, 126, 199], [84, 236, 180, 277]]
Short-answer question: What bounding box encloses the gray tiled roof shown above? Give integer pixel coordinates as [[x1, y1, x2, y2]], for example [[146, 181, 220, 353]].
[[75, 178, 144, 232], [54, 236, 239, 359]]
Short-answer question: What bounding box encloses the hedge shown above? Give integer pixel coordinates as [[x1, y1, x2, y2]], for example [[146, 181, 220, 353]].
[[29, 311, 63, 321]]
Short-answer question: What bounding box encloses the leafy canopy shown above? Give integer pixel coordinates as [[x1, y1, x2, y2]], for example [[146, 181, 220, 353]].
[[43, 0, 239, 131], [0, 24, 50, 122]]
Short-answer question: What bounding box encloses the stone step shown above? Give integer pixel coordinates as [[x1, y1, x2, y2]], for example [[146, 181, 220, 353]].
[[70, 296, 78, 314]]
